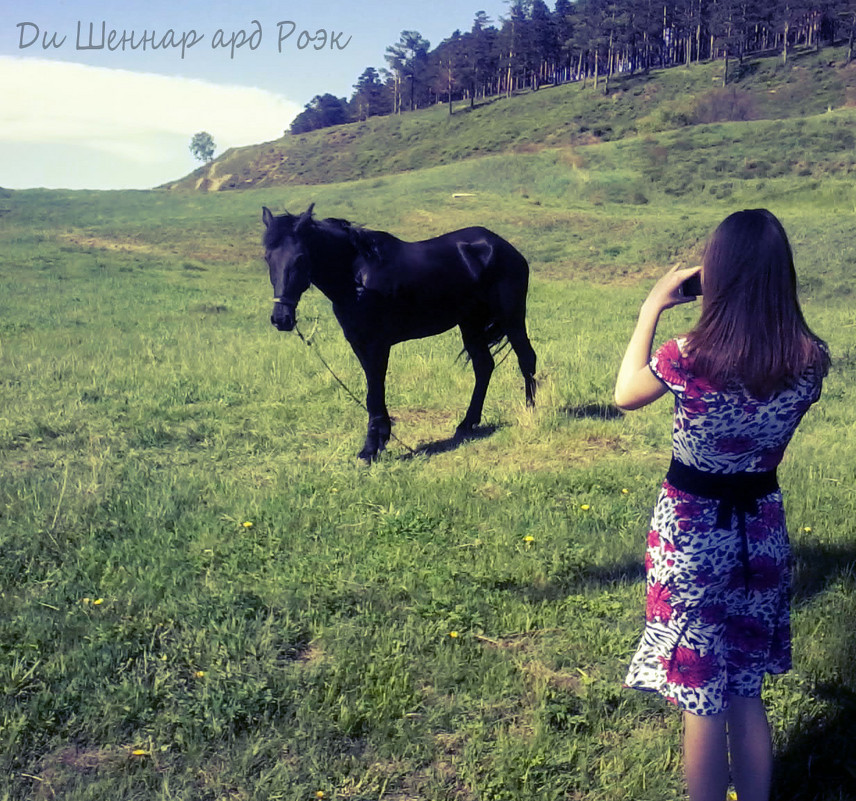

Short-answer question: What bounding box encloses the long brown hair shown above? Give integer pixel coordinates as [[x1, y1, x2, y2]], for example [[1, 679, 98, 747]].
[[686, 209, 829, 396]]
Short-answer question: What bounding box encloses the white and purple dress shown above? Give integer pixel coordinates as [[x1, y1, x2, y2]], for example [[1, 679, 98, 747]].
[[624, 338, 824, 715]]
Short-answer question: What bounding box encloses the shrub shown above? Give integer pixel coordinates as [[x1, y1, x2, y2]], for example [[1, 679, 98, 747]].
[[692, 88, 759, 123]]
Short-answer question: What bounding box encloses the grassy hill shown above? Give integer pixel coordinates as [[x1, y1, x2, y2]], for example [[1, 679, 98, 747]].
[[162, 46, 856, 192]]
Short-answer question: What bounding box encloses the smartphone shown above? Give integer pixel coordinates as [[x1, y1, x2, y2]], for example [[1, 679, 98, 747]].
[[681, 273, 703, 297]]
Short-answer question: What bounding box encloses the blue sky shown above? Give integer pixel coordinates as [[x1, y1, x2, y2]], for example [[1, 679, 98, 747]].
[[1, 0, 511, 190]]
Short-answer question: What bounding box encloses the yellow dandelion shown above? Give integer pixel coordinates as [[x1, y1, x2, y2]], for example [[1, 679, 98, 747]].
[[580, 504, 591, 511], [131, 749, 148, 757], [195, 670, 206, 678], [330, 487, 339, 493], [803, 526, 812, 533], [242, 521, 254, 528], [621, 488, 629, 495], [316, 792, 325, 799], [523, 535, 535, 543], [449, 631, 459, 638], [92, 598, 104, 605], [81, 597, 91, 605]]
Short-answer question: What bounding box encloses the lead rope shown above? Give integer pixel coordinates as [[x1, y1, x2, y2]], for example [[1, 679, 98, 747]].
[[293, 323, 416, 456]]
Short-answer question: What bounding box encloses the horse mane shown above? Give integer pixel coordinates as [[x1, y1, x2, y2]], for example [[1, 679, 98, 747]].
[[264, 211, 365, 247], [319, 216, 358, 233], [338, 221, 398, 262], [263, 210, 397, 266]]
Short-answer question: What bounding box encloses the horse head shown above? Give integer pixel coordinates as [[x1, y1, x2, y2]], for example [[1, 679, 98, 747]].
[[263, 204, 315, 332]]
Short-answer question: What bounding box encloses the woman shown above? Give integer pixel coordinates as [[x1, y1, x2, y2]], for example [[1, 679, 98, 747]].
[[615, 209, 829, 801]]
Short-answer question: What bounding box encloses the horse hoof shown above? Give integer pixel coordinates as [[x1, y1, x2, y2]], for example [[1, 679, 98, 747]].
[[358, 444, 386, 462], [455, 422, 476, 440]]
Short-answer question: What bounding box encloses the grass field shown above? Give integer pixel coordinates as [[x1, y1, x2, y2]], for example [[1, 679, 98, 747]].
[[2, 69, 856, 800]]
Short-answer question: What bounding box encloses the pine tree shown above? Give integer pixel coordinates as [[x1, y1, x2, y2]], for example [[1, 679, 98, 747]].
[[385, 31, 431, 112], [352, 67, 387, 121], [469, 12, 500, 102]]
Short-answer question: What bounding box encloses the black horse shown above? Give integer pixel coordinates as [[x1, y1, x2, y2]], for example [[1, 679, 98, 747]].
[[263, 204, 537, 460]]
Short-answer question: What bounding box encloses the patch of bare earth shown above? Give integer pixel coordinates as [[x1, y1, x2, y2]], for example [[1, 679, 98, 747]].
[[29, 745, 149, 799], [58, 232, 159, 255], [474, 629, 585, 693], [57, 231, 247, 263]]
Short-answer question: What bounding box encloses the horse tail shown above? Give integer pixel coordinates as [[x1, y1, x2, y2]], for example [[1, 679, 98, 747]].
[[456, 320, 511, 363], [485, 321, 512, 357]]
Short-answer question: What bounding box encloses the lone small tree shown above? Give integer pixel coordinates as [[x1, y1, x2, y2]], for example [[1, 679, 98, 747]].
[[189, 131, 216, 164]]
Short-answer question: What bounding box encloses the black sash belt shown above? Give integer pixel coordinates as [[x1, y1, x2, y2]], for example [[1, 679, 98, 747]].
[[664, 458, 779, 594]]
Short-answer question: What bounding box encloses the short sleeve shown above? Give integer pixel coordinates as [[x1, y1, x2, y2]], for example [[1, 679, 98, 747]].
[[792, 339, 829, 405], [813, 340, 830, 400], [805, 345, 828, 404], [650, 338, 689, 394]]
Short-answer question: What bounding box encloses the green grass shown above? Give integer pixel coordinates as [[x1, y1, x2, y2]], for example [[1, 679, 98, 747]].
[[2, 95, 856, 800]]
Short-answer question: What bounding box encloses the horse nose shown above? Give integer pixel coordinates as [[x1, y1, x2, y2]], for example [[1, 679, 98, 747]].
[[271, 308, 295, 331]]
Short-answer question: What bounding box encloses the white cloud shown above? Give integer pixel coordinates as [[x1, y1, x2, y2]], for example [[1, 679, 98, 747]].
[[0, 56, 301, 187]]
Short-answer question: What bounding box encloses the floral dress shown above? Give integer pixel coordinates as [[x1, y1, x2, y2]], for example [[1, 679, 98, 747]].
[[624, 338, 824, 715]]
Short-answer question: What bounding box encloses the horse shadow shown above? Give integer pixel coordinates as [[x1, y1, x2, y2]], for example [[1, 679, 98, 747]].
[[394, 401, 624, 460], [399, 424, 502, 460]]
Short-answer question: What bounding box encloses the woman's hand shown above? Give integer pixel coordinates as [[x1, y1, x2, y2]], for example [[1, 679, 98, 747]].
[[641, 263, 703, 316], [614, 264, 702, 411]]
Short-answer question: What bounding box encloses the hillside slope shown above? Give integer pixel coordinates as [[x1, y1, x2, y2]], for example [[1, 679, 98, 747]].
[[163, 47, 856, 192]]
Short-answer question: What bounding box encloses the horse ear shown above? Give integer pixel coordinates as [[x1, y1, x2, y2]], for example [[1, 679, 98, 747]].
[[262, 206, 274, 228], [296, 203, 315, 232]]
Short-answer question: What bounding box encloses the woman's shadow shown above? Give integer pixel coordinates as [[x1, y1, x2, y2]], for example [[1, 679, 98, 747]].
[[771, 541, 856, 800]]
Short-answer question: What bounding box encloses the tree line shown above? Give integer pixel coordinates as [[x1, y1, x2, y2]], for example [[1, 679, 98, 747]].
[[289, 0, 856, 134]]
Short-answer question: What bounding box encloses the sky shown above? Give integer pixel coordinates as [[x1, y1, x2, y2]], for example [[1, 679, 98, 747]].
[[0, 0, 511, 191]]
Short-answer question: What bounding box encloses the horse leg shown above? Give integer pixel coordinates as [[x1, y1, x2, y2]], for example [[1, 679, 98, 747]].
[[352, 343, 391, 461], [457, 326, 494, 436], [506, 324, 537, 407]]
